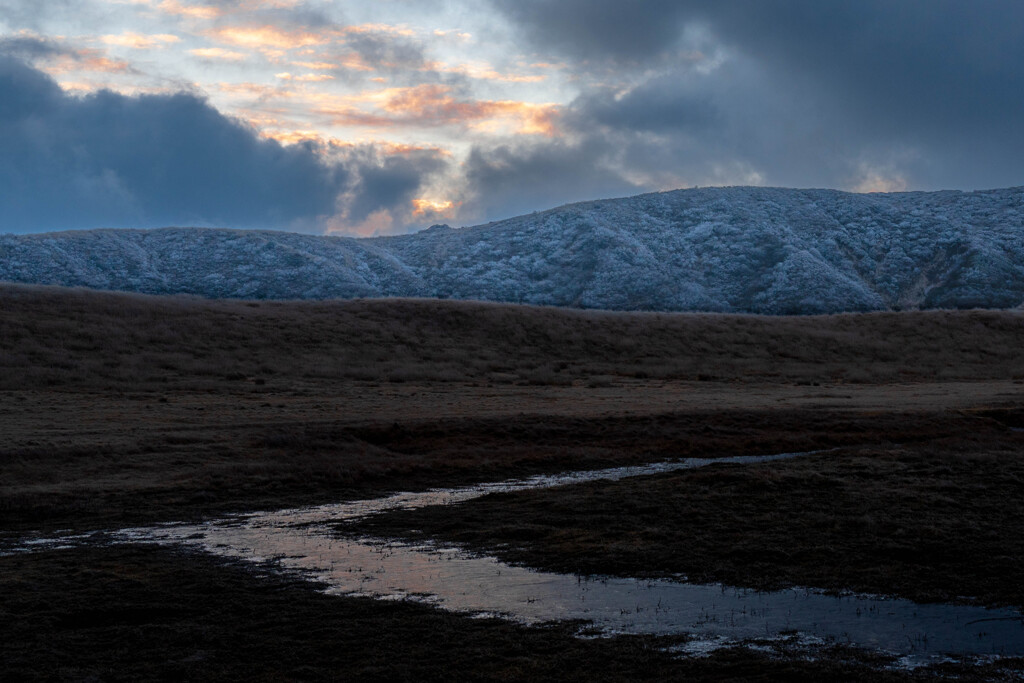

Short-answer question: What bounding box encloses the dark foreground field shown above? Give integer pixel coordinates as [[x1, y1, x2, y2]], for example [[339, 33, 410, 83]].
[[17, 545, 1012, 682], [354, 424, 1024, 608], [2, 284, 1024, 680]]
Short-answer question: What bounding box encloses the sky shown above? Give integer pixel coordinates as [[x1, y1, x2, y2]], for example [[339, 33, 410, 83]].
[[1, 0, 1023, 236]]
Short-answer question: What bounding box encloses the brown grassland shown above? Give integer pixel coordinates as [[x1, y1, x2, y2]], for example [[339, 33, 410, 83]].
[[2, 283, 1024, 680]]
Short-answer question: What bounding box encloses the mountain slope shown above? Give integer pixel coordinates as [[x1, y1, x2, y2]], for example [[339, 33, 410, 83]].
[[2, 185, 1023, 313]]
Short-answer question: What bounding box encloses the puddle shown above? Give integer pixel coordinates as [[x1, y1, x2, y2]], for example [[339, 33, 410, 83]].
[[9, 452, 1024, 663]]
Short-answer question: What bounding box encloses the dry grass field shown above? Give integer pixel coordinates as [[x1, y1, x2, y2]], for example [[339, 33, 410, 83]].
[[3, 284, 1024, 391], [2, 283, 1024, 534]]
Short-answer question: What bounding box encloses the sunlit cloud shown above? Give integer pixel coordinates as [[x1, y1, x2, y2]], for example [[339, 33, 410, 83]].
[[432, 29, 472, 41], [411, 197, 459, 219], [236, 0, 304, 8], [311, 84, 560, 134], [381, 142, 453, 157], [54, 79, 181, 97], [113, 0, 224, 19], [190, 47, 248, 61], [99, 32, 181, 49], [214, 81, 295, 98], [0, 32, 139, 76], [208, 26, 330, 50], [342, 24, 416, 38], [235, 109, 299, 131], [290, 60, 337, 71], [40, 50, 137, 75], [335, 53, 376, 72], [276, 72, 334, 82], [260, 128, 329, 144], [377, 84, 559, 135]]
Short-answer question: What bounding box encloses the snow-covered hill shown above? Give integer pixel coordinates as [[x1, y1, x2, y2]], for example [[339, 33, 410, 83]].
[[3, 186, 1024, 313]]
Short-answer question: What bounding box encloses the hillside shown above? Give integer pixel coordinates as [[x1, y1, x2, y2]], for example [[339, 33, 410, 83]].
[[3, 284, 1024, 390], [3, 186, 1024, 313]]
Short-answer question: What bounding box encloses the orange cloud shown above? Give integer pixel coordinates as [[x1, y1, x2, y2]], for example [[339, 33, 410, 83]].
[[190, 47, 248, 61], [214, 82, 296, 98], [100, 32, 181, 49], [411, 198, 459, 219], [158, 0, 222, 18], [236, 0, 303, 8], [290, 61, 338, 71], [336, 53, 376, 72], [116, 0, 306, 17], [209, 26, 331, 50], [115, 0, 224, 19], [254, 130, 450, 163], [275, 72, 335, 82], [312, 85, 560, 134], [378, 84, 559, 135], [39, 49, 137, 76], [260, 129, 330, 144], [342, 24, 415, 37]]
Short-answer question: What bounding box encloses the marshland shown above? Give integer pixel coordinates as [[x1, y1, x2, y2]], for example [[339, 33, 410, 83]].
[[2, 284, 1024, 680]]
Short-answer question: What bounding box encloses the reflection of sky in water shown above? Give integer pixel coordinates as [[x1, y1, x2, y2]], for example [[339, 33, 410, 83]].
[[108, 454, 1024, 663]]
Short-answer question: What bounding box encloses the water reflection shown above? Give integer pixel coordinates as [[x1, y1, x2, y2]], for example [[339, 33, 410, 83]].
[[109, 453, 1024, 662]]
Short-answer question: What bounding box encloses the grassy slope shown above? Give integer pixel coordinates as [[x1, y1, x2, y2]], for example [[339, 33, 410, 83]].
[[2, 283, 1024, 390]]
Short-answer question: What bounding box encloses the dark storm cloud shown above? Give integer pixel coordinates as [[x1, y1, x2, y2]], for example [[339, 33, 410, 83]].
[[0, 57, 445, 233], [571, 78, 720, 135], [462, 141, 640, 221], [489, 0, 696, 64], [483, 0, 1024, 194]]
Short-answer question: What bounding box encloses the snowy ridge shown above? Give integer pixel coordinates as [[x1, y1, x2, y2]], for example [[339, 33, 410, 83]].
[[2, 186, 1024, 313]]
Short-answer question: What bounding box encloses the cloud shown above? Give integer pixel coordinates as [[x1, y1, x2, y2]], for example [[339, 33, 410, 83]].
[[338, 145, 448, 230], [0, 0, 78, 30], [99, 32, 182, 49], [460, 140, 640, 222], [483, 0, 1024, 192], [427, 60, 547, 84], [117, 0, 224, 19], [338, 27, 428, 73], [0, 33, 138, 75], [190, 46, 248, 61], [488, 0, 700, 65], [275, 71, 334, 82], [314, 84, 559, 135], [207, 25, 328, 50], [0, 57, 446, 234]]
